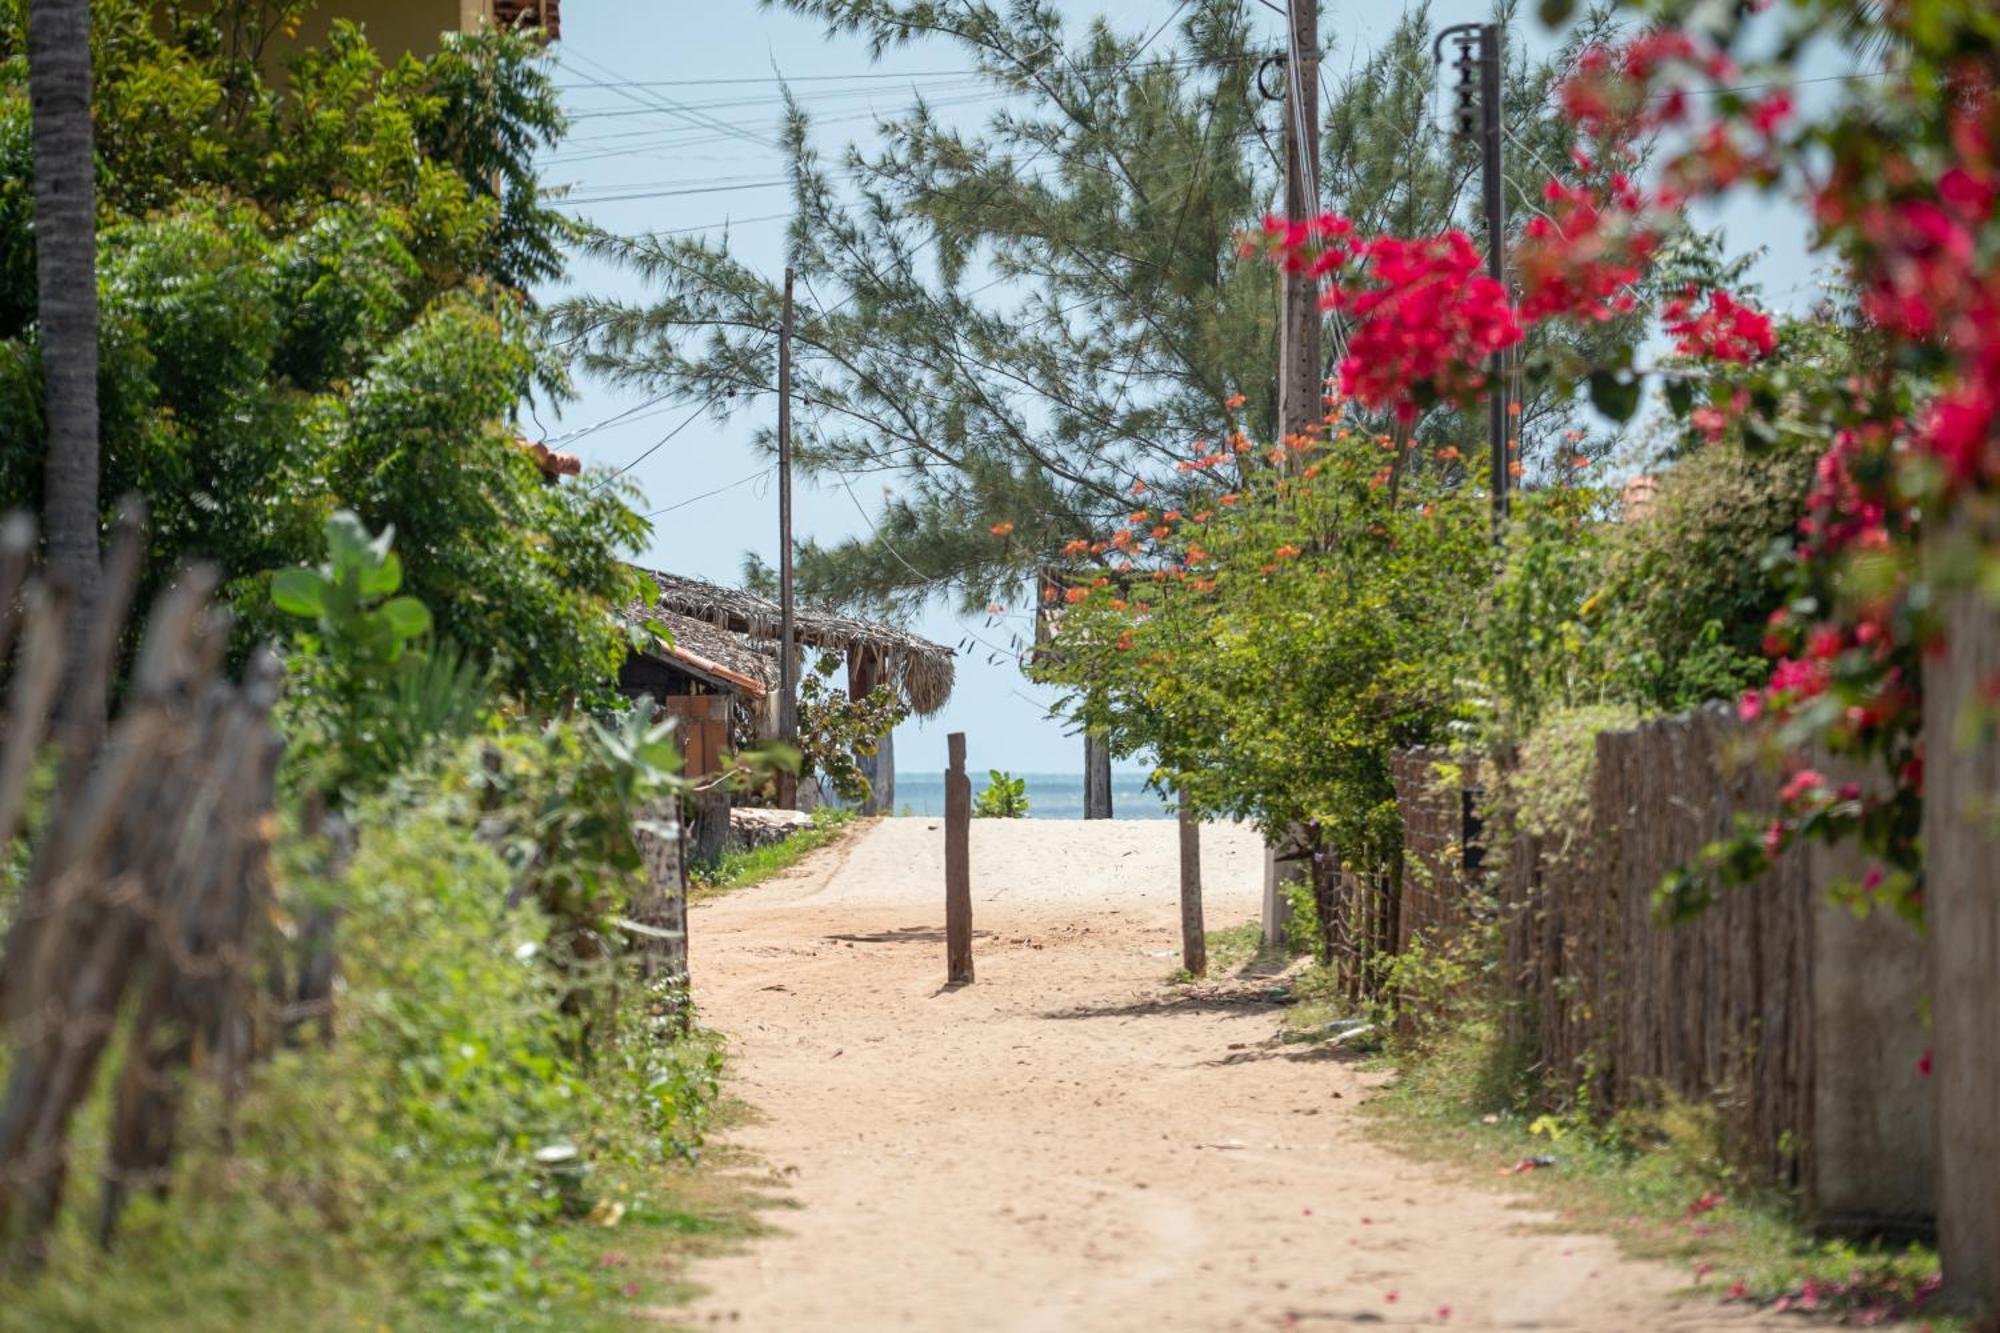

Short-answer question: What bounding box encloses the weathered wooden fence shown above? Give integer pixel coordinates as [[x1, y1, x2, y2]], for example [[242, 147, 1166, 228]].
[[1390, 707, 1933, 1230], [0, 508, 281, 1262]]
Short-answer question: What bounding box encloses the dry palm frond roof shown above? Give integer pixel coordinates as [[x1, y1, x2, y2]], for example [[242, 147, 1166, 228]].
[[626, 567, 956, 717], [648, 610, 773, 699]]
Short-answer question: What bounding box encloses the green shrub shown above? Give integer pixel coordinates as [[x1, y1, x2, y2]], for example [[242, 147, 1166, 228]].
[[1593, 434, 1819, 714], [972, 770, 1030, 818]]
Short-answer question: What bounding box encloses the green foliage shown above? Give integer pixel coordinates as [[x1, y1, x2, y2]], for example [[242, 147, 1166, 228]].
[[972, 769, 1029, 819], [0, 731, 724, 1329], [1592, 432, 1820, 714], [1031, 425, 1489, 865], [796, 652, 906, 805], [1506, 703, 1641, 851], [0, 2, 641, 705], [1481, 485, 1617, 735], [277, 511, 488, 801]]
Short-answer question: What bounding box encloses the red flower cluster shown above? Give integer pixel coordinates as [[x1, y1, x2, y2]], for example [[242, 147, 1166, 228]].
[[1515, 181, 1654, 323], [1321, 229, 1523, 423], [1662, 288, 1777, 363]]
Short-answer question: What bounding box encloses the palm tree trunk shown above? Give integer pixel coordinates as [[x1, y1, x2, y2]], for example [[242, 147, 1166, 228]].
[[26, 0, 102, 712]]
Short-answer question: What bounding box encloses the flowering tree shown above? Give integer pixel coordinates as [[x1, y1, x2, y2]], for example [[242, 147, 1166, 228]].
[[1028, 403, 1489, 966], [1242, 11, 1992, 932]]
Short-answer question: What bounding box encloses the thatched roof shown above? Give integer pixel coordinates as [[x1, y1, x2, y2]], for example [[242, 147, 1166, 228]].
[[627, 567, 956, 717], [648, 611, 772, 699]]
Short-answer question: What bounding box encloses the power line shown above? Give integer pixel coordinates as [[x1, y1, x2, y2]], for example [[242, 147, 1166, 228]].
[[643, 465, 773, 518], [590, 400, 714, 493], [553, 51, 1258, 92]]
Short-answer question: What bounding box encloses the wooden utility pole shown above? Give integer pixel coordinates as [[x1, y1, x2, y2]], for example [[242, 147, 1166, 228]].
[[1276, 0, 1321, 449], [1178, 787, 1205, 977], [776, 267, 799, 808], [944, 732, 973, 985], [1260, 0, 1320, 945]]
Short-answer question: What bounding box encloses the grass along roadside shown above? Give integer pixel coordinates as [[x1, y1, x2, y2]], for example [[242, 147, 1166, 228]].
[[691, 807, 857, 902], [1181, 915, 1949, 1329], [1361, 1019, 1952, 1330]]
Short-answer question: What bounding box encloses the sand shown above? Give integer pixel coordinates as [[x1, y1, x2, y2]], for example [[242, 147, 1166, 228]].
[[674, 817, 1787, 1332]]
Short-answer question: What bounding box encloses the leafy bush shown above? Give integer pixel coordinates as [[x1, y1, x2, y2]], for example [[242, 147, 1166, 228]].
[[796, 652, 906, 805], [0, 4, 644, 705], [1592, 433, 1819, 715], [972, 770, 1029, 818]]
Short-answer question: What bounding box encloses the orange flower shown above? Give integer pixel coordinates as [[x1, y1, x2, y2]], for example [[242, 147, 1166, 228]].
[[1435, 446, 1460, 462], [1225, 392, 1247, 409], [990, 521, 1015, 537], [1110, 598, 1128, 612], [1116, 630, 1135, 651], [1130, 478, 1148, 494], [1274, 544, 1302, 560], [1260, 563, 1278, 574], [1065, 587, 1090, 605], [1507, 400, 1522, 417], [1112, 529, 1134, 549], [1092, 576, 1110, 588], [1186, 545, 1211, 564], [987, 601, 1005, 614], [1151, 569, 1168, 582], [1089, 541, 1109, 555], [1130, 509, 1151, 523], [1193, 510, 1213, 522], [1151, 525, 1172, 540], [1042, 586, 1058, 602], [1163, 510, 1182, 521], [1062, 538, 1091, 557], [1508, 460, 1525, 477], [1303, 465, 1320, 479], [1218, 494, 1239, 506], [1571, 453, 1592, 468]]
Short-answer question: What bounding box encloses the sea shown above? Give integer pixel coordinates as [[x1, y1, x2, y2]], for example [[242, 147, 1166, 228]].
[[887, 771, 1172, 820]]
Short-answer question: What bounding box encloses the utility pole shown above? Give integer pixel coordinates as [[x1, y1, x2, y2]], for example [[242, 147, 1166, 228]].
[[777, 267, 799, 808], [1437, 22, 1509, 537], [1277, 0, 1321, 450], [1258, 0, 1320, 946]]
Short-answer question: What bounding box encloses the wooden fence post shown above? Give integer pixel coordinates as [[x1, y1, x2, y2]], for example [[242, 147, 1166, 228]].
[[1178, 788, 1205, 976], [945, 733, 974, 985]]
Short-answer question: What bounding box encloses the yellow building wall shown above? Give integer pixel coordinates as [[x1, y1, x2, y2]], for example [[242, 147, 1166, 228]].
[[285, 0, 494, 64]]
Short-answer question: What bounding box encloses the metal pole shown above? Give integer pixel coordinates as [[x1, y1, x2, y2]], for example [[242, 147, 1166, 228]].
[[777, 267, 799, 808], [1480, 23, 1509, 536]]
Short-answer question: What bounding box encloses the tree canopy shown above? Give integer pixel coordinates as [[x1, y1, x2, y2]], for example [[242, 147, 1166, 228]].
[[0, 0, 645, 703], [556, 0, 1627, 620]]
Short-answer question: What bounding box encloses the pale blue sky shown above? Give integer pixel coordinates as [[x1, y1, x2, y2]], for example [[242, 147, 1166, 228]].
[[532, 0, 1835, 774]]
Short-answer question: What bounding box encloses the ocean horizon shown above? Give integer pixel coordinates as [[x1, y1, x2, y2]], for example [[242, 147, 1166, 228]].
[[884, 770, 1172, 820]]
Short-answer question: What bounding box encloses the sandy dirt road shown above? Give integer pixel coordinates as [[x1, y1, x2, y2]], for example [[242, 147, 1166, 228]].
[[677, 817, 1784, 1332]]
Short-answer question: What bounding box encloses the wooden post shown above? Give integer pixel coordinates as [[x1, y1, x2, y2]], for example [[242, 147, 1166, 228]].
[[944, 733, 973, 984], [776, 266, 799, 808], [1083, 731, 1112, 819], [1178, 788, 1205, 977], [1925, 550, 2000, 1313]]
